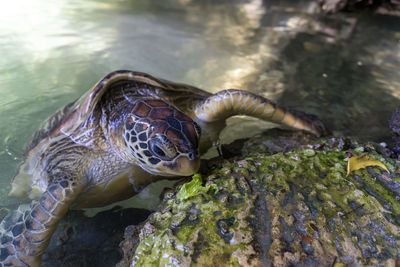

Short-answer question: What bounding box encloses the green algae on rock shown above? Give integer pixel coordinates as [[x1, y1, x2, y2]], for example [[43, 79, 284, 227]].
[[176, 173, 218, 201], [119, 135, 400, 266]]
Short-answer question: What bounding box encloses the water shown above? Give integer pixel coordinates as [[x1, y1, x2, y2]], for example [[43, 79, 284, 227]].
[[1, 0, 400, 209]]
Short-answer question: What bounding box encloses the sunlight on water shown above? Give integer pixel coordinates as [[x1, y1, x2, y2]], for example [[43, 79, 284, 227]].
[[0, 1, 69, 52], [0, 0, 400, 210]]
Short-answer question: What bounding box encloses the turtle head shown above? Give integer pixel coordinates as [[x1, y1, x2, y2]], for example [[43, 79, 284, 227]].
[[122, 99, 201, 176]]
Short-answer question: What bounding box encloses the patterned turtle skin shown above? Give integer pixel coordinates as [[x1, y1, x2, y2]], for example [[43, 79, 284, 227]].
[[0, 70, 326, 266]]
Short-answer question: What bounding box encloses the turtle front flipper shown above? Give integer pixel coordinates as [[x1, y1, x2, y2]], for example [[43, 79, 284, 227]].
[[194, 89, 327, 137], [0, 178, 81, 267]]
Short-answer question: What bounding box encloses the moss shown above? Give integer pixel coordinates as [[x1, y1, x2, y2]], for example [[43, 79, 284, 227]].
[[123, 138, 400, 266]]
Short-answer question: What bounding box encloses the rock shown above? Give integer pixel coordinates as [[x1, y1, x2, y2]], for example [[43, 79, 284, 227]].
[[119, 131, 400, 266], [389, 108, 400, 137], [42, 207, 151, 267], [303, 149, 316, 157], [319, 0, 400, 14], [389, 108, 400, 159]]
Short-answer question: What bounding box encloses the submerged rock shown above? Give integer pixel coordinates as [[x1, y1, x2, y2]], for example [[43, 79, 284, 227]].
[[119, 131, 400, 266], [42, 207, 151, 267], [319, 0, 400, 14], [389, 107, 400, 159]]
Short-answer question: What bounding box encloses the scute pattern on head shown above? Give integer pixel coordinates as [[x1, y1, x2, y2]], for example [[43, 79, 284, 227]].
[[122, 98, 200, 175]]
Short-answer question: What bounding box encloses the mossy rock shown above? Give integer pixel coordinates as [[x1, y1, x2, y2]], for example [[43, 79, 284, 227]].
[[119, 132, 400, 266]]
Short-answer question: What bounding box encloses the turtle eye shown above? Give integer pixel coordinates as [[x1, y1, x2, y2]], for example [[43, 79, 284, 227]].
[[193, 122, 201, 137], [152, 144, 166, 157], [149, 135, 177, 160]]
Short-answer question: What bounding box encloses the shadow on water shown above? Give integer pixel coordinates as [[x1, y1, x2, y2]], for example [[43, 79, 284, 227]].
[[277, 12, 400, 143]]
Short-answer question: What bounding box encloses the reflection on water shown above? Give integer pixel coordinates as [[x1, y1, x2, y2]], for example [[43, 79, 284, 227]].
[[1, 0, 400, 208]]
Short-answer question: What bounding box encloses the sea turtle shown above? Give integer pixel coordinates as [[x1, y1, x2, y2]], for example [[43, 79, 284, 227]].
[[0, 70, 326, 266]]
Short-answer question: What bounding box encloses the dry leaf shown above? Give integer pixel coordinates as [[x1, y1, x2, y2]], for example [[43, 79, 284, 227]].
[[347, 156, 390, 176]]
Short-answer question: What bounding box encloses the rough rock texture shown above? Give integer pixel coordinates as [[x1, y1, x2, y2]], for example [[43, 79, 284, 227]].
[[41, 207, 151, 267], [389, 108, 400, 159], [319, 0, 400, 14], [119, 130, 400, 266]]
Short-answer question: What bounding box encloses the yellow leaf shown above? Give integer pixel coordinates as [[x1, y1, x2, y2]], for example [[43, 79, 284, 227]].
[[333, 264, 346, 267], [347, 156, 390, 176]]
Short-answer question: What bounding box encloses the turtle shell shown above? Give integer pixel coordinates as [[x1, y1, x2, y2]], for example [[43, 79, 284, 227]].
[[10, 70, 210, 199]]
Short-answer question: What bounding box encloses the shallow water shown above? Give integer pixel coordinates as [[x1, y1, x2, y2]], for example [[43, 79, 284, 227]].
[[1, 0, 400, 208]]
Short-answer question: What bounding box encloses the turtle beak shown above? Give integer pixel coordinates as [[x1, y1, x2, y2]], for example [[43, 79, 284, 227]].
[[161, 155, 200, 176], [175, 156, 201, 176]]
